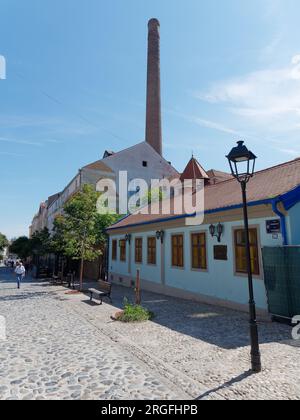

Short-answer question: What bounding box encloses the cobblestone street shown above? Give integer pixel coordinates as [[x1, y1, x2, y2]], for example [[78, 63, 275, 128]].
[[0, 267, 299, 400]]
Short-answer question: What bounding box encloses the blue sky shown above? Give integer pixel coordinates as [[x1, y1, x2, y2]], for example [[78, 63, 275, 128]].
[[0, 0, 300, 238]]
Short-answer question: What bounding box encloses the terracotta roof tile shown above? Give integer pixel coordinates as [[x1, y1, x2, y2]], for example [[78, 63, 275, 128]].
[[180, 157, 209, 181], [206, 169, 233, 184], [108, 158, 300, 231]]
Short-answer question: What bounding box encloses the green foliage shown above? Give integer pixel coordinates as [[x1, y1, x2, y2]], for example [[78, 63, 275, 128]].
[[147, 187, 165, 204], [94, 212, 120, 250], [30, 228, 51, 256], [61, 184, 102, 262], [9, 229, 51, 260], [50, 215, 69, 256], [0, 233, 9, 253], [9, 236, 31, 259], [51, 184, 120, 288], [58, 184, 121, 261], [118, 298, 153, 323]]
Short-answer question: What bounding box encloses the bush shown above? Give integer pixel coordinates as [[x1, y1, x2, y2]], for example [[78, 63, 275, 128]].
[[118, 299, 153, 323]]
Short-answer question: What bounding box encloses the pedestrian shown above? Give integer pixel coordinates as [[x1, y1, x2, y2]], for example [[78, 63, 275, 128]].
[[15, 262, 26, 289]]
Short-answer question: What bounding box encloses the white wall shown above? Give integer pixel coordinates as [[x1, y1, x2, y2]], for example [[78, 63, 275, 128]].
[[109, 215, 283, 310], [103, 142, 178, 196], [109, 231, 161, 284]]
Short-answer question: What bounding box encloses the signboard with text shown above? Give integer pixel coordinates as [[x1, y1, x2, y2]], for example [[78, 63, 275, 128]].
[[266, 219, 281, 234]]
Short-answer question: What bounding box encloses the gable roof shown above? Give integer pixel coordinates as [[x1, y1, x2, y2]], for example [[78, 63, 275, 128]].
[[83, 142, 179, 176], [83, 160, 114, 173], [107, 157, 300, 231]]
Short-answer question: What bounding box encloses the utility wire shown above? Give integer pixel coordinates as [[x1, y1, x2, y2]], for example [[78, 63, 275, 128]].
[[13, 70, 131, 144]]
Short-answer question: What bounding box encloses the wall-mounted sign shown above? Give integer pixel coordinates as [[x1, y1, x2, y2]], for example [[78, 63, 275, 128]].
[[214, 245, 228, 261], [266, 219, 281, 234]]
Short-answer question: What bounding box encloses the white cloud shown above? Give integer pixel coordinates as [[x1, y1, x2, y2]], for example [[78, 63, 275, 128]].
[[0, 151, 25, 157], [188, 117, 239, 135], [0, 137, 43, 147], [278, 148, 300, 156], [166, 108, 241, 136], [197, 55, 300, 129], [261, 35, 283, 59]]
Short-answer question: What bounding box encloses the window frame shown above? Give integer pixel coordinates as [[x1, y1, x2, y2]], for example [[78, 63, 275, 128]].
[[112, 239, 117, 261], [119, 239, 126, 262], [171, 234, 184, 269], [147, 237, 157, 265], [135, 237, 143, 264], [233, 227, 260, 277], [190, 232, 208, 271]]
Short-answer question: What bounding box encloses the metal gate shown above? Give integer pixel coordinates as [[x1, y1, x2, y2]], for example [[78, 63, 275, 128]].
[[262, 247, 300, 319]]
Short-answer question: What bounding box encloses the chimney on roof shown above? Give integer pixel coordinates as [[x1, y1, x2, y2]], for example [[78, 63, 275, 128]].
[[145, 18, 162, 156]]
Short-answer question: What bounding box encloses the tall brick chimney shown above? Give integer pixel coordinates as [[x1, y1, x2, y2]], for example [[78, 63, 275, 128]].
[[145, 18, 162, 156]]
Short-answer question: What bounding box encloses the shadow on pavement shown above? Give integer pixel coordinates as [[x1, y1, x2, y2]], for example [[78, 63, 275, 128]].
[[97, 284, 292, 350], [195, 370, 254, 400], [0, 267, 292, 350]]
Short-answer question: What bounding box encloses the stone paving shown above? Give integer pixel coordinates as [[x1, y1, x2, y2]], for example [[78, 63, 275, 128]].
[[0, 267, 299, 400], [0, 269, 185, 400]]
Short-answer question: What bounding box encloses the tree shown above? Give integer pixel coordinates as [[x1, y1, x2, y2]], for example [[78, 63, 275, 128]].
[[9, 229, 51, 262], [9, 236, 31, 260], [60, 184, 119, 290], [0, 233, 9, 254], [51, 215, 69, 256], [30, 228, 51, 257]]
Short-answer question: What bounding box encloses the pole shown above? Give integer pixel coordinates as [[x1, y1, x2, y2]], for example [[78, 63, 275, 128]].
[[241, 180, 262, 373], [136, 269, 141, 305]]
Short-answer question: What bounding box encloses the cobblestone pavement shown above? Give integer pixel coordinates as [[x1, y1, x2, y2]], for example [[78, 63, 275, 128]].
[[0, 267, 299, 400], [0, 269, 186, 400]]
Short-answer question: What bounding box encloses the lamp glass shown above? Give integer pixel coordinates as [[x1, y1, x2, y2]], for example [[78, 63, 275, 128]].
[[227, 141, 257, 182], [209, 224, 215, 237]]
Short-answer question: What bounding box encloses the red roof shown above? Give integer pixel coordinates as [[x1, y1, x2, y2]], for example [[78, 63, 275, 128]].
[[108, 158, 300, 231], [180, 157, 209, 181], [206, 169, 233, 184]]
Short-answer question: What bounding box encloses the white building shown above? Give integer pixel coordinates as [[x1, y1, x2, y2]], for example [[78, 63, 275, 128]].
[[43, 142, 179, 233], [107, 157, 300, 315]]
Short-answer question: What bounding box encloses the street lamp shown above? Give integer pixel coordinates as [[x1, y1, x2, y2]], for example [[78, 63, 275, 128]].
[[125, 234, 132, 244], [226, 141, 262, 373], [156, 230, 165, 243]]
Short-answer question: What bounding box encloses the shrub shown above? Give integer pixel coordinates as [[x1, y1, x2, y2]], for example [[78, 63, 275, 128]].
[[118, 298, 153, 323]]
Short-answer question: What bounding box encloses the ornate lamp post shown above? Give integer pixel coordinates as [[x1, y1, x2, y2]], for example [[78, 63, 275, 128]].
[[226, 141, 262, 373]]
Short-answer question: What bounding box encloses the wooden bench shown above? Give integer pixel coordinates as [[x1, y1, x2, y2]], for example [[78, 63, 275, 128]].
[[88, 281, 112, 305], [50, 274, 61, 285], [51, 272, 68, 286]]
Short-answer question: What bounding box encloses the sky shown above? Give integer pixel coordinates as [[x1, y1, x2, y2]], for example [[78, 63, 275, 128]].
[[0, 0, 300, 238]]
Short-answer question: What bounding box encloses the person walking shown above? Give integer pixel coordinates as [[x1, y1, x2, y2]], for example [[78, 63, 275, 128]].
[[15, 262, 26, 289]]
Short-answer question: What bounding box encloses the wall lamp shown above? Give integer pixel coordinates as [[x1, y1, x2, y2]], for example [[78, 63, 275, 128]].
[[125, 234, 132, 244], [156, 230, 165, 243], [209, 223, 223, 243]]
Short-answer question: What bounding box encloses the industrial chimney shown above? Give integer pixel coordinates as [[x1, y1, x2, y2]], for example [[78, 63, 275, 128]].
[[145, 18, 162, 156]]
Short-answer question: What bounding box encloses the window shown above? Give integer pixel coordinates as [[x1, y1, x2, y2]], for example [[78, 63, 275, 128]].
[[191, 233, 207, 270], [135, 238, 143, 264], [112, 240, 117, 261], [142, 161, 148, 167], [119, 239, 126, 262], [172, 235, 184, 268], [147, 237, 156, 265], [234, 228, 260, 275]]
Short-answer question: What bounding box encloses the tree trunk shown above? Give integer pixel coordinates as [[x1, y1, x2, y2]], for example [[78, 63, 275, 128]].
[[79, 257, 84, 291]]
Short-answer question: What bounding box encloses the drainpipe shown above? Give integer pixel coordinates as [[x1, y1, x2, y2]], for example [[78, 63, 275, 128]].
[[272, 199, 288, 246]]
